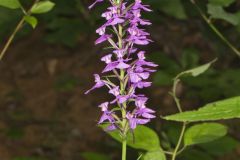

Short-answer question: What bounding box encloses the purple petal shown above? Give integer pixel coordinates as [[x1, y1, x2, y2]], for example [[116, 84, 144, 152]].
[[101, 54, 112, 64], [116, 61, 130, 69], [95, 34, 112, 45]]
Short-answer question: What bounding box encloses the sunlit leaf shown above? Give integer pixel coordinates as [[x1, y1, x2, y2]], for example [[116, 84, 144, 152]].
[[177, 59, 217, 78], [207, 4, 239, 26], [0, 0, 21, 9], [163, 96, 240, 122], [31, 0, 55, 14], [208, 0, 235, 7], [143, 150, 166, 160], [24, 15, 38, 29], [184, 123, 227, 146], [102, 125, 160, 151]]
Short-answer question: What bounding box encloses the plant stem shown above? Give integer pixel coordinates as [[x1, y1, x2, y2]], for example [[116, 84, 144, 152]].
[[172, 79, 182, 112], [0, 0, 40, 60], [122, 134, 127, 160], [120, 68, 127, 160], [0, 18, 25, 60], [171, 123, 186, 160], [171, 77, 187, 160], [117, 7, 128, 158], [190, 0, 240, 58]]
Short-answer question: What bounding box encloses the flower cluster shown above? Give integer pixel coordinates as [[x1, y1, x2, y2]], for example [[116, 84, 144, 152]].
[[86, 0, 157, 132]]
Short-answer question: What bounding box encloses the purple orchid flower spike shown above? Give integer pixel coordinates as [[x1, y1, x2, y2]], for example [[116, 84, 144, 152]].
[[86, 0, 157, 136]]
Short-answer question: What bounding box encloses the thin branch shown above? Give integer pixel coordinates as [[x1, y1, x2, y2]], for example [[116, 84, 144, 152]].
[[0, 0, 40, 60], [190, 0, 240, 58]]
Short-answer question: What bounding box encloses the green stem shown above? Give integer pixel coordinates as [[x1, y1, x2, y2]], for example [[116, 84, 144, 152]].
[[0, 17, 25, 60], [171, 123, 187, 160], [172, 79, 182, 112], [120, 69, 128, 160], [118, 13, 127, 159], [190, 0, 240, 58], [171, 77, 187, 160], [122, 139, 127, 160], [0, 0, 40, 60]]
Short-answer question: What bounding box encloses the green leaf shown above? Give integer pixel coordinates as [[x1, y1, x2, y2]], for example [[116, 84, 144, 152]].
[[180, 48, 200, 69], [103, 125, 160, 151], [199, 136, 240, 156], [0, 0, 21, 9], [208, 0, 235, 7], [177, 59, 217, 78], [207, 4, 239, 25], [153, 0, 187, 19], [143, 150, 166, 160], [179, 149, 214, 160], [153, 71, 173, 86], [81, 152, 111, 160], [163, 96, 240, 122], [24, 16, 38, 29], [184, 123, 227, 146], [31, 0, 55, 14]]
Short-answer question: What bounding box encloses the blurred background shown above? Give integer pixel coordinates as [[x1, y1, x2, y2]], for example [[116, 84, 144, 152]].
[[0, 0, 240, 160]]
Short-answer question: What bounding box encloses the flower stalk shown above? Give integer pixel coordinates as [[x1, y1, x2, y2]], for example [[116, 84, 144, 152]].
[[86, 0, 157, 159]]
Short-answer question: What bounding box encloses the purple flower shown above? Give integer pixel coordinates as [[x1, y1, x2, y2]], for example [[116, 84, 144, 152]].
[[126, 113, 150, 129], [109, 86, 120, 97], [95, 34, 112, 44], [86, 0, 157, 132], [85, 74, 105, 94]]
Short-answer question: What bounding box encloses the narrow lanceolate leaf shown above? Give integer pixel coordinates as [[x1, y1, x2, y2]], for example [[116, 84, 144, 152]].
[[31, 0, 55, 14], [207, 4, 239, 26], [0, 0, 21, 9], [163, 96, 240, 122], [102, 125, 160, 151], [24, 16, 38, 29], [177, 59, 217, 78], [143, 150, 166, 160], [184, 123, 227, 146]]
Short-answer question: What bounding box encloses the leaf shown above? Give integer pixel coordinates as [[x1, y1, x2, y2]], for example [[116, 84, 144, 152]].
[[31, 0, 55, 14], [207, 4, 239, 26], [153, 71, 173, 86], [143, 150, 166, 160], [177, 59, 217, 78], [81, 152, 111, 160], [163, 96, 240, 122], [103, 125, 160, 151], [150, 0, 187, 19], [199, 136, 240, 156], [0, 0, 21, 9], [179, 149, 214, 160], [180, 48, 200, 69], [208, 0, 235, 7], [184, 123, 227, 146], [24, 16, 38, 29]]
